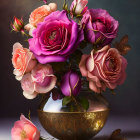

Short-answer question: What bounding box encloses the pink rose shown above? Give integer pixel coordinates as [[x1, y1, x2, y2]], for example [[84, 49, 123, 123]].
[[11, 115, 40, 140], [12, 42, 37, 81], [79, 45, 127, 93], [21, 64, 57, 99]]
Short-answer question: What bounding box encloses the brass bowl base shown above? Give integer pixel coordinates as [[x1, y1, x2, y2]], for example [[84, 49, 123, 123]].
[[38, 110, 109, 140]]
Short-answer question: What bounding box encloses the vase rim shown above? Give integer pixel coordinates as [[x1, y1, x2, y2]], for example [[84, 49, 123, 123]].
[[37, 108, 110, 114]]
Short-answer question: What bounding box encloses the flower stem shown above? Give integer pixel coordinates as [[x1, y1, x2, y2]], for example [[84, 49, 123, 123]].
[[21, 30, 32, 38], [71, 95, 83, 111]]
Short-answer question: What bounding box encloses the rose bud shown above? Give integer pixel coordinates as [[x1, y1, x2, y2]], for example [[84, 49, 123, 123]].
[[11, 16, 24, 32], [11, 115, 40, 140], [60, 70, 81, 96], [70, 0, 88, 15]]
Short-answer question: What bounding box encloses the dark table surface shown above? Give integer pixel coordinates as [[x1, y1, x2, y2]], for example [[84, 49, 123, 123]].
[[1, 115, 140, 140]]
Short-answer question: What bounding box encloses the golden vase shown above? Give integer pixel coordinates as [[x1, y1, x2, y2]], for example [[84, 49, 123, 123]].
[[38, 91, 109, 140]]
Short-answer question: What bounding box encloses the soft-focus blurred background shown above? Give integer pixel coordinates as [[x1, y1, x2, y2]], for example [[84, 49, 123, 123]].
[[0, 0, 140, 139]]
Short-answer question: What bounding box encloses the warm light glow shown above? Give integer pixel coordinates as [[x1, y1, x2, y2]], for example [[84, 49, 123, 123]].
[[94, 120, 103, 131]]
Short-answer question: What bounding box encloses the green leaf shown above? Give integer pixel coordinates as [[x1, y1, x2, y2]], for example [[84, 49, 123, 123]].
[[62, 96, 72, 106], [79, 97, 89, 111]]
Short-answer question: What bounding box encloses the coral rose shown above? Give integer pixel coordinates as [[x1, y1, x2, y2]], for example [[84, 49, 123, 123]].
[[79, 45, 127, 93], [11, 16, 24, 32], [12, 42, 37, 81], [81, 9, 119, 46], [25, 3, 57, 36], [11, 115, 40, 140], [21, 64, 57, 99], [29, 3, 57, 27], [29, 10, 84, 64]]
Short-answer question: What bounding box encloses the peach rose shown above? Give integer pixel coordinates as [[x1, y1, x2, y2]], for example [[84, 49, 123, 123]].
[[11, 115, 40, 140], [12, 43, 37, 81], [79, 45, 127, 93], [25, 3, 57, 36], [21, 64, 57, 99]]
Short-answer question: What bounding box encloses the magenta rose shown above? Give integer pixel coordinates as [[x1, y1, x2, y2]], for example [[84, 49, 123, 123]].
[[79, 45, 127, 93], [81, 9, 119, 46], [29, 10, 84, 64], [60, 70, 81, 96]]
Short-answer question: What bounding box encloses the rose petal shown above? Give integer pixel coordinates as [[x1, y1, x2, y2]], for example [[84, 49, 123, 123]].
[[35, 75, 57, 93], [21, 73, 35, 94], [33, 130, 41, 140], [117, 56, 127, 85], [34, 54, 67, 64], [13, 69, 22, 81], [13, 42, 23, 54], [11, 127, 22, 140], [23, 91, 37, 99], [86, 50, 94, 72], [60, 71, 71, 96], [70, 72, 81, 96], [24, 24, 33, 31], [89, 81, 100, 93], [88, 72, 102, 87], [44, 10, 71, 24], [79, 54, 89, 77], [48, 3, 57, 12]]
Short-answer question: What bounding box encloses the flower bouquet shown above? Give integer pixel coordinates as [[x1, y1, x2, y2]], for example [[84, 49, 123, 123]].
[[11, 0, 131, 139]]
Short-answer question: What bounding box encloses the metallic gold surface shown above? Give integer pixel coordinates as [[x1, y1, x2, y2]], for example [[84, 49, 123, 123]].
[[38, 109, 109, 140]]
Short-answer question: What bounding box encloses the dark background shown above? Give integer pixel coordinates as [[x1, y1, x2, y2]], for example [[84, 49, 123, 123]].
[[0, 0, 140, 118]]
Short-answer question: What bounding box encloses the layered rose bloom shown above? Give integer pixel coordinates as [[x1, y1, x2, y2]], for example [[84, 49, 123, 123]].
[[60, 70, 81, 96], [11, 115, 40, 140], [12, 43, 37, 81], [25, 3, 57, 36], [29, 10, 84, 64], [81, 9, 119, 46], [79, 45, 127, 93], [21, 64, 57, 99], [70, 0, 88, 15]]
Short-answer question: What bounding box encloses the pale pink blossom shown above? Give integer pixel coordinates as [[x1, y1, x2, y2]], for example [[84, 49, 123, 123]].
[[79, 45, 127, 93], [70, 0, 88, 15], [12, 42, 37, 81], [21, 64, 57, 99], [11, 115, 40, 140], [21, 73, 37, 99]]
